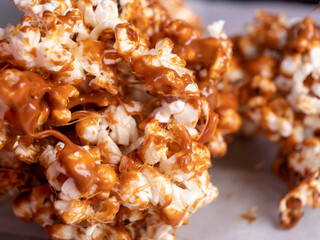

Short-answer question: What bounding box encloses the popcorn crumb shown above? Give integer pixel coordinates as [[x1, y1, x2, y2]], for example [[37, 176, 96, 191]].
[[240, 206, 258, 225]]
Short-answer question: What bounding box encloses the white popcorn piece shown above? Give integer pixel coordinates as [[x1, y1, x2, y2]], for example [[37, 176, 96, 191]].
[[207, 20, 227, 39], [289, 138, 320, 175], [119, 171, 152, 210]]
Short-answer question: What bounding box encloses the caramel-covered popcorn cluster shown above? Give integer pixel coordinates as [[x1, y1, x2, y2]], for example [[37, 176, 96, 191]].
[[0, 0, 236, 239], [230, 10, 320, 228]]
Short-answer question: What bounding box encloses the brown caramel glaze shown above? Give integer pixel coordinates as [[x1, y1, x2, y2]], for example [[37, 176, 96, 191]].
[[31, 128, 119, 195], [149, 20, 199, 52], [169, 123, 193, 172], [281, 196, 303, 229], [58, 9, 82, 33], [27, 129, 94, 193], [175, 39, 229, 75], [137, 121, 168, 161], [197, 86, 220, 145], [82, 38, 106, 65], [70, 110, 100, 122], [132, 58, 193, 97], [120, 150, 144, 173], [161, 206, 187, 226], [137, 120, 194, 173], [126, 26, 139, 42], [115, 24, 194, 98], [67, 89, 116, 109], [0, 70, 49, 135], [31, 129, 117, 195], [288, 17, 318, 53], [0, 69, 118, 194], [59, 143, 95, 193], [244, 55, 278, 78], [198, 109, 219, 144], [95, 163, 118, 193], [103, 50, 122, 62], [156, 20, 231, 83]]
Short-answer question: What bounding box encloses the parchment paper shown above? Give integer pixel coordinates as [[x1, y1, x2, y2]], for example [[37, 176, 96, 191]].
[[0, 1, 319, 239]]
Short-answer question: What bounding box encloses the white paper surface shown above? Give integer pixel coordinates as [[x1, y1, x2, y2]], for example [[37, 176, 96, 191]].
[[0, 1, 319, 240]]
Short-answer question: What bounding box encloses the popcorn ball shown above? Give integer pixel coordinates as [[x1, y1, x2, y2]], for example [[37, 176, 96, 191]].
[[230, 10, 320, 228], [0, 0, 234, 239]]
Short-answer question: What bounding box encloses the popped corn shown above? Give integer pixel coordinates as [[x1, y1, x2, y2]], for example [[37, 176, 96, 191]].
[[0, 0, 232, 239], [230, 11, 320, 228]]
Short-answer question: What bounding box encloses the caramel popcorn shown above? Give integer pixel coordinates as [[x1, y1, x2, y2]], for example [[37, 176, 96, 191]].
[[231, 10, 320, 228], [0, 0, 232, 239]]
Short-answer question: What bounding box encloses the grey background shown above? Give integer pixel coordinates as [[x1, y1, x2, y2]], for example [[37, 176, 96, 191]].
[[0, 1, 319, 240]]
